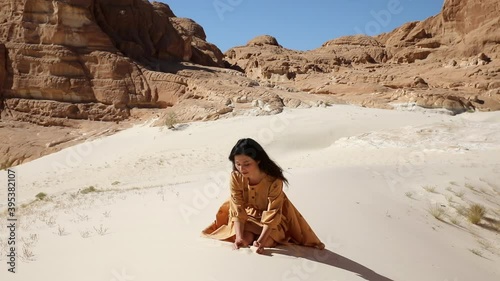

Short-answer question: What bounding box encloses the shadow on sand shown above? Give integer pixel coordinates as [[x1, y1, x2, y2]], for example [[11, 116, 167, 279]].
[[264, 245, 394, 281]]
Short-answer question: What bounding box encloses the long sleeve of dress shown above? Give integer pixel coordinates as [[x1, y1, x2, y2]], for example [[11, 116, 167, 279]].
[[229, 172, 248, 222], [261, 179, 284, 227]]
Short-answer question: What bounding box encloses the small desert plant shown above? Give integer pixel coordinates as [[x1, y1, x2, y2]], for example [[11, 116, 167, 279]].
[[428, 204, 445, 220], [479, 178, 497, 189], [81, 186, 98, 194], [450, 216, 461, 226], [469, 248, 483, 257], [80, 231, 91, 238], [164, 111, 178, 129], [111, 181, 120, 186], [21, 245, 35, 261], [35, 192, 47, 200], [57, 225, 68, 236], [423, 186, 438, 193], [29, 233, 38, 242], [479, 188, 490, 194], [46, 216, 56, 227], [93, 224, 109, 236], [465, 183, 477, 192], [449, 181, 459, 186], [467, 204, 486, 224], [405, 191, 414, 199], [76, 213, 89, 221], [103, 211, 111, 218], [455, 190, 466, 198], [477, 239, 492, 251], [446, 195, 454, 203]]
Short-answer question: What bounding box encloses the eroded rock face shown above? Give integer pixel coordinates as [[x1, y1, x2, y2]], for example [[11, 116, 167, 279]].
[[170, 17, 224, 67], [0, 43, 6, 95], [94, 0, 187, 62], [0, 0, 224, 121], [247, 35, 281, 47], [225, 34, 388, 83], [224, 0, 500, 112], [378, 0, 500, 59]]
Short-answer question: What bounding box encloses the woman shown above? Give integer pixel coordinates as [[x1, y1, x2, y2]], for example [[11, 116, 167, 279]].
[[202, 138, 325, 254]]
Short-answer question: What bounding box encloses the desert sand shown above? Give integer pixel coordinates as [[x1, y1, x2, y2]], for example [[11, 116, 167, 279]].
[[1, 104, 499, 281]]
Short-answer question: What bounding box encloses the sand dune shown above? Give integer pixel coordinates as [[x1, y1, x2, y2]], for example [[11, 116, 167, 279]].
[[1, 105, 499, 281]]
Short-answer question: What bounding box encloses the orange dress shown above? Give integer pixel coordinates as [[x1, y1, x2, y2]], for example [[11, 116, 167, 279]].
[[202, 171, 325, 249]]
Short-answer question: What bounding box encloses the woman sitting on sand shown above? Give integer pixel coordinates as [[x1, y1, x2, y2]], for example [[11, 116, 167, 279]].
[[202, 138, 324, 254]]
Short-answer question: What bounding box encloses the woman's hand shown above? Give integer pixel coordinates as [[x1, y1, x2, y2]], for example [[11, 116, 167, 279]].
[[233, 237, 248, 250], [253, 241, 264, 254], [232, 221, 248, 250]]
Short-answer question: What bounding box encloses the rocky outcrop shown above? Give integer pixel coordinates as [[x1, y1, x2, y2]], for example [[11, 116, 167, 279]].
[[224, 0, 500, 112], [94, 0, 187, 63], [0, 43, 6, 104], [225, 36, 307, 82], [247, 35, 281, 47], [0, 0, 224, 122], [378, 0, 500, 59], [315, 35, 388, 64], [171, 17, 224, 67], [225, 34, 389, 80]]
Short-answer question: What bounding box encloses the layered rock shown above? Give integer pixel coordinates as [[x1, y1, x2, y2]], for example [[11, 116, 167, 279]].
[[225, 0, 500, 113], [170, 17, 224, 67], [247, 35, 281, 47], [0, 43, 6, 101], [378, 0, 500, 59], [0, 0, 224, 122]]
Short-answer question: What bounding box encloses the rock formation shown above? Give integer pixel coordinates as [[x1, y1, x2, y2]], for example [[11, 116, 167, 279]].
[[1, 0, 500, 167], [225, 0, 500, 113], [378, 0, 500, 60], [0, 0, 224, 124]]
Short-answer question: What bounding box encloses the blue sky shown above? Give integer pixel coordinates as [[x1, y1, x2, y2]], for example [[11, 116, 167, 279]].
[[162, 0, 444, 52]]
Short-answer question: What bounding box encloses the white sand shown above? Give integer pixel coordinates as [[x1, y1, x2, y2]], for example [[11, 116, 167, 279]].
[[1, 105, 499, 281]]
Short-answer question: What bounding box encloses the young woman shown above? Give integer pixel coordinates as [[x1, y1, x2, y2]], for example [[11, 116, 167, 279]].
[[202, 138, 325, 254]]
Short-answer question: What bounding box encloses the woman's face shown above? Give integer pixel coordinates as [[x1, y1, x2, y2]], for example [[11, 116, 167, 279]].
[[234, 154, 260, 178]]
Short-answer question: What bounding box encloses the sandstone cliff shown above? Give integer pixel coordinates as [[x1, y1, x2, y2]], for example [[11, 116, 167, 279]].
[[0, 0, 225, 124], [225, 0, 500, 113], [378, 0, 500, 60]]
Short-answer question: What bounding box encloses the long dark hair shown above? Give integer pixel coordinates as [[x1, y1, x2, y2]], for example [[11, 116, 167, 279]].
[[228, 138, 288, 185]]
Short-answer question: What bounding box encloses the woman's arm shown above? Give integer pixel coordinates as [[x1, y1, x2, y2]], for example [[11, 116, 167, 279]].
[[256, 224, 272, 244], [234, 220, 245, 240], [229, 172, 249, 249], [229, 172, 248, 223], [254, 179, 285, 253]]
